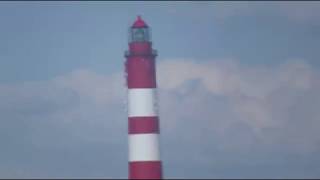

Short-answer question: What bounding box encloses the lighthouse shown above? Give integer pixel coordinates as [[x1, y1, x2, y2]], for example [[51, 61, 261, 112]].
[[124, 16, 163, 179]]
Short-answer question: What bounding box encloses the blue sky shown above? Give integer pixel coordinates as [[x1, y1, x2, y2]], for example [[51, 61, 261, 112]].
[[1, 1, 320, 178]]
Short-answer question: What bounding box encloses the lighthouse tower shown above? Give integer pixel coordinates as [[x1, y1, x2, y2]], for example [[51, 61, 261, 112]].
[[124, 16, 163, 179]]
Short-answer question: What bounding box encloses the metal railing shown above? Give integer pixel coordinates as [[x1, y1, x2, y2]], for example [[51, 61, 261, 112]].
[[124, 49, 157, 57]]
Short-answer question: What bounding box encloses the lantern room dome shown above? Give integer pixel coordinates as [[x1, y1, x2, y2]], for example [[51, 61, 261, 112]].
[[132, 15, 148, 28]]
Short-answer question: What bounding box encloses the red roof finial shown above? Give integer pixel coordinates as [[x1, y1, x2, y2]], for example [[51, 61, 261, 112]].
[[132, 15, 148, 28]]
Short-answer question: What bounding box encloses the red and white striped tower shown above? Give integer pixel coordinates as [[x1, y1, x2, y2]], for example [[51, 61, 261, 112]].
[[124, 16, 162, 179]]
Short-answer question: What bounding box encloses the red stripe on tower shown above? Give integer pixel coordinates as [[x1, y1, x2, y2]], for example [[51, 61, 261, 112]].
[[129, 117, 160, 134], [125, 16, 163, 179]]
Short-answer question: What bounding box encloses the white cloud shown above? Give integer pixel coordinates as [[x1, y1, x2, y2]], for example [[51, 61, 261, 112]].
[[0, 58, 319, 177], [52, 69, 126, 106], [157, 58, 320, 153]]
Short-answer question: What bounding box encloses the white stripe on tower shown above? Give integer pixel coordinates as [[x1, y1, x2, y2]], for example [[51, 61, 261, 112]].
[[129, 134, 160, 162], [128, 88, 158, 117]]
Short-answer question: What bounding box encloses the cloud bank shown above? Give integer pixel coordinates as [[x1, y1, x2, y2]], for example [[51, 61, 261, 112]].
[[1, 58, 320, 178]]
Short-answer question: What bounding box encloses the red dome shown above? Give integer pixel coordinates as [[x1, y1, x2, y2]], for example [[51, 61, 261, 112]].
[[132, 16, 148, 28]]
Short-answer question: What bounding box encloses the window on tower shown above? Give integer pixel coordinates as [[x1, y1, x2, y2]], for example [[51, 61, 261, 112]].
[[130, 27, 150, 42]]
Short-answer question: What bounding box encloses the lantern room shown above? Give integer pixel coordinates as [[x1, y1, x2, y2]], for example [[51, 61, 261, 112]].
[[129, 16, 151, 43]]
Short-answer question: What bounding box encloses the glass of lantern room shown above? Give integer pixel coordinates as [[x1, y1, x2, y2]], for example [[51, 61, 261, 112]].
[[129, 27, 151, 43]]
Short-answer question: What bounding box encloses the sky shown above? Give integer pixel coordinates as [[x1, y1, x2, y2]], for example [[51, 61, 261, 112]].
[[0, 1, 320, 178]]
